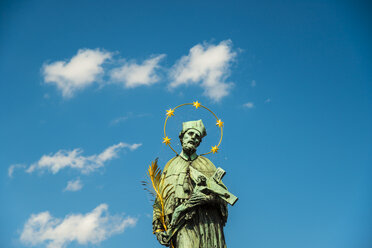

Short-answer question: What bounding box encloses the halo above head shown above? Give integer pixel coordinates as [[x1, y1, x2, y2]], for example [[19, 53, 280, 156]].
[[162, 101, 223, 156]]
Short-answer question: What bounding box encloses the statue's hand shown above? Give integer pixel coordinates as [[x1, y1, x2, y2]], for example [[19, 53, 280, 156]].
[[155, 231, 170, 247], [187, 190, 212, 206]]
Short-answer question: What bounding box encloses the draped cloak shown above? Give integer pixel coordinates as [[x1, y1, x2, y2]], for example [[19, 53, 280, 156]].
[[153, 155, 228, 248]]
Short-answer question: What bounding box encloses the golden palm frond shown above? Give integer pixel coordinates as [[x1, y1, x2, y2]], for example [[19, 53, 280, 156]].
[[143, 158, 174, 231]]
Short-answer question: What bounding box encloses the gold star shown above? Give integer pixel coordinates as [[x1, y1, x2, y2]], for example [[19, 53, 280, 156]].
[[163, 136, 171, 145], [193, 101, 201, 109], [216, 119, 224, 127], [166, 108, 174, 117], [211, 146, 219, 154]]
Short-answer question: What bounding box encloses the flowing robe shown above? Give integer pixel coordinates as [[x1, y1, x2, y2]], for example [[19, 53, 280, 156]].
[[153, 155, 228, 248]]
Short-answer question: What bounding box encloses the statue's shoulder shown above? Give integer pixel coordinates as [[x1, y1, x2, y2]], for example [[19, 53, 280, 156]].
[[197, 155, 216, 167], [163, 156, 179, 173], [194, 155, 217, 175]]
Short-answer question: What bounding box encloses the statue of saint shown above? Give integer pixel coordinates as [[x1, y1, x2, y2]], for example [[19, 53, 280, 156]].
[[153, 120, 229, 247]]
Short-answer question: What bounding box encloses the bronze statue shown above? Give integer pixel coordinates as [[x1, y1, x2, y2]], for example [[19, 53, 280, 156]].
[[144, 102, 237, 248]]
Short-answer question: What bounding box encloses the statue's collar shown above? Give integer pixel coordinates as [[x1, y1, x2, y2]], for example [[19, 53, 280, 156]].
[[179, 150, 198, 161]]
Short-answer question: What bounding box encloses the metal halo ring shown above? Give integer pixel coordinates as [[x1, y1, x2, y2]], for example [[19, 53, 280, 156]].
[[163, 102, 223, 156]]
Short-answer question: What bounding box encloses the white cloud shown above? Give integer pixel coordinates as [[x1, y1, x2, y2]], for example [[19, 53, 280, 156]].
[[243, 102, 254, 108], [169, 40, 236, 102], [109, 112, 151, 126], [110, 116, 130, 125], [110, 54, 165, 88], [8, 164, 25, 178], [26, 142, 142, 174], [64, 178, 83, 192], [126, 143, 142, 151], [20, 203, 137, 248], [43, 49, 112, 98], [251, 80, 256, 87]]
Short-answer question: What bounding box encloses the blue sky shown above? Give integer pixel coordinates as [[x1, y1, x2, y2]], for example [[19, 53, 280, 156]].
[[1, 0, 371, 247]]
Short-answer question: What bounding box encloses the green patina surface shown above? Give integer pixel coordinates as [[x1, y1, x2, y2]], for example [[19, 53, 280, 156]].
[[152, 120, 236, 248]]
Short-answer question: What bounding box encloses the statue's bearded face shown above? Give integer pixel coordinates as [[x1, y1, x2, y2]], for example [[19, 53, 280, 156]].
[[181, 129, 202, 155]]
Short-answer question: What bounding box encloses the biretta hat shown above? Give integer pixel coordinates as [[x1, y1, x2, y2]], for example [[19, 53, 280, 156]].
[[179, 119, 207, 138]]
